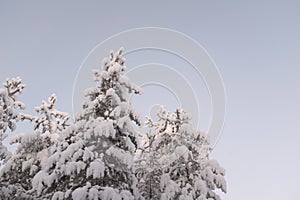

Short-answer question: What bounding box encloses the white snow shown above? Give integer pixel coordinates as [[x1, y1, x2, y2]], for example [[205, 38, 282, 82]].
[[52, 191, 64, 200], [106, 146, 133, 169], [86, 159, 105, 179], [32, 170, 57, 196], [72, 185, 88, 200]]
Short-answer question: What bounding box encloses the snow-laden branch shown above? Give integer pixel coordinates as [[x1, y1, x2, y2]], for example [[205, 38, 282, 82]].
[[19, 94, 69, 134]]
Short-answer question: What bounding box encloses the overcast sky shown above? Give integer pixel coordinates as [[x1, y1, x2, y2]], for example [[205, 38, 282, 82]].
[[1, 1, 300, 199]]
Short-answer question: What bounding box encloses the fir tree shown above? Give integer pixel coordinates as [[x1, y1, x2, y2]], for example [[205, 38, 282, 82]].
[[135, 129, 162, 200], [136, 107, 226, 200], [32, 48, 143, 199], [0, 77, 26, 165], [0, 93, 69, 199]]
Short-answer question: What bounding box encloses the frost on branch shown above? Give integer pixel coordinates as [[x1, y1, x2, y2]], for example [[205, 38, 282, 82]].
[[136, 107, 226, 200]]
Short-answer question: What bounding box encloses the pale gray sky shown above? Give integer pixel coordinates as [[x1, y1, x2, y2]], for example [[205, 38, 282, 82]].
[[1, 1, 300, 199]]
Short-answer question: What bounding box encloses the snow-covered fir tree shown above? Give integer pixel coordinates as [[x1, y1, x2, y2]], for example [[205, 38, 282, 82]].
[[0, 77, 26, 166], [31, 48, 143, 199], [136, 107, 226, 200], [0, 93, 69, 199], [135, 129, 162, 200]]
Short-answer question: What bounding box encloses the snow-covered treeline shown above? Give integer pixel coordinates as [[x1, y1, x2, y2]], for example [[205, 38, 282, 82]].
[[0, 48, 226, 200]]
